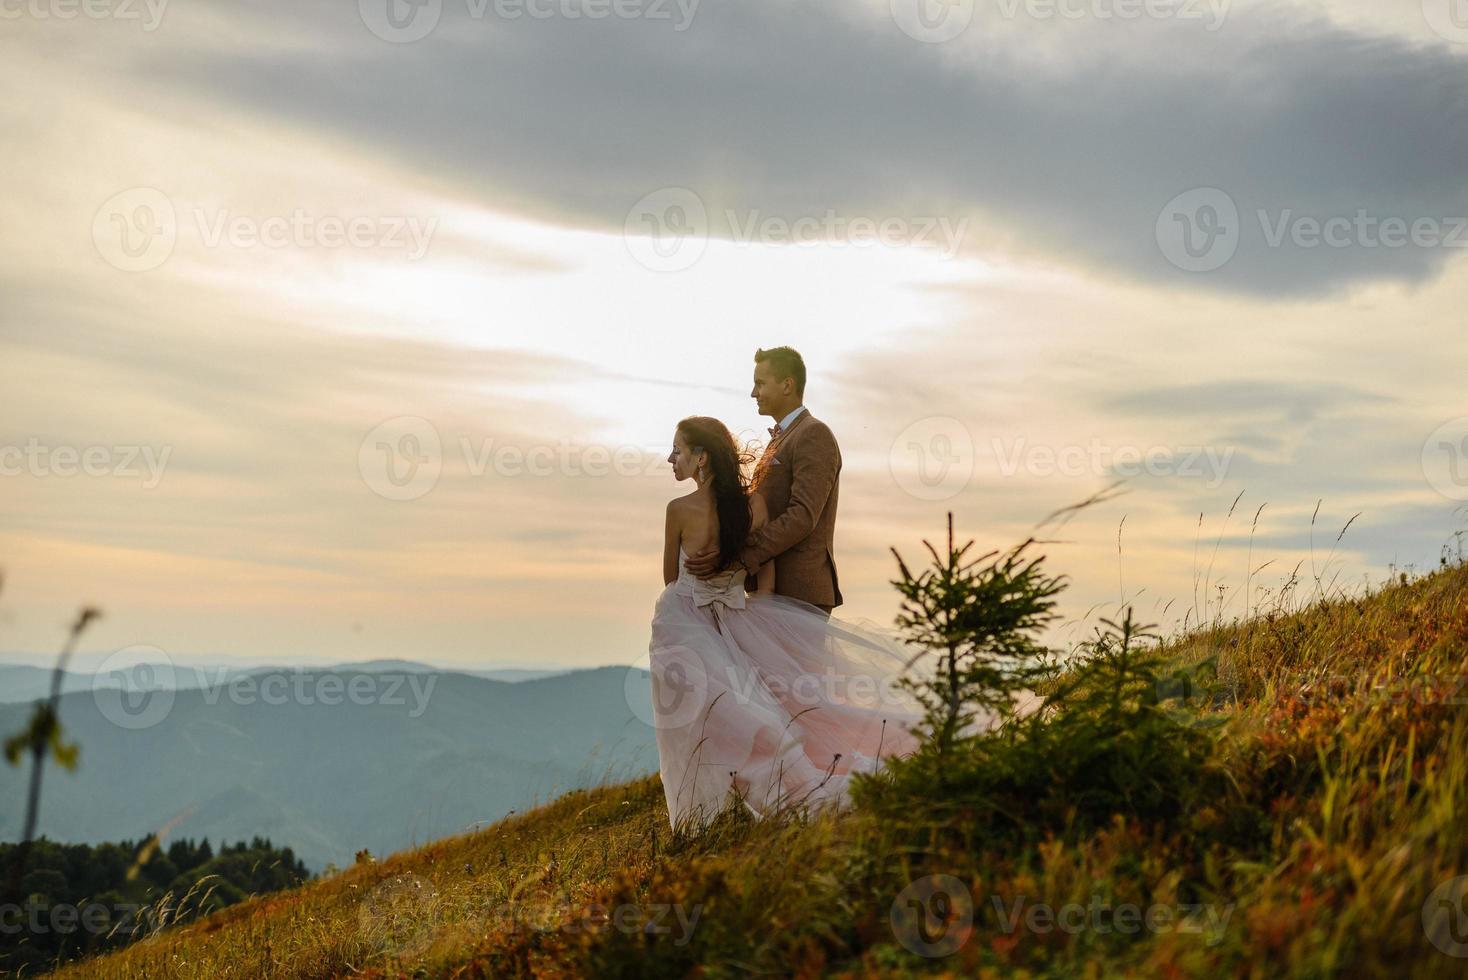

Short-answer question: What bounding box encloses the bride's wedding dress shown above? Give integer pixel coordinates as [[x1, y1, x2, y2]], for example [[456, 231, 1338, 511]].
[[648, 548, 928, 829]]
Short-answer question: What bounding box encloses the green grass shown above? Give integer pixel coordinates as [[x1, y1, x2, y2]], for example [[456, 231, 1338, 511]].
[[40, 561, 1468, 978]]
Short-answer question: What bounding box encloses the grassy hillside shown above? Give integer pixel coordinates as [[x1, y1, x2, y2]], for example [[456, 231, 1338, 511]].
[[38, 560, 1468, 978]]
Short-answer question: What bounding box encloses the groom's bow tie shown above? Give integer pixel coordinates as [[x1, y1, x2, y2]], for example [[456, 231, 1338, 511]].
[[768, 425, 781, 440]]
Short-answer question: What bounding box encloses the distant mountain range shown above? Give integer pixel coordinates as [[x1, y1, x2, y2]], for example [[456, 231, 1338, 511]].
[[0, 666, 656, 871], [0, 660, 570, 704]]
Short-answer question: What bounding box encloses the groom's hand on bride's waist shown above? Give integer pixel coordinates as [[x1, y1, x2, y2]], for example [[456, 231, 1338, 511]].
[[682, 547, 723, 580]]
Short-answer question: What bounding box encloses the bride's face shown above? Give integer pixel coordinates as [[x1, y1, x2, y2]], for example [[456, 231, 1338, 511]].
[[667, 430, 703, 482]]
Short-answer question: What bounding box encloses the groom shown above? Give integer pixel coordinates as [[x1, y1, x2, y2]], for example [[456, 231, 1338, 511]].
[[684, 346, 843, 615]]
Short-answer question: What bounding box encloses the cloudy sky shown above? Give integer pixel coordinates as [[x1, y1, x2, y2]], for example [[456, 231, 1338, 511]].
[[3, 0, 1467, 670]]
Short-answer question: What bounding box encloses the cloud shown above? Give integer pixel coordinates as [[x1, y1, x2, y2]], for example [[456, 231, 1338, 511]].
[[4, 0, 1464, 668], [1100, 380, 1394, 424], [114, 0, 1468, 298]]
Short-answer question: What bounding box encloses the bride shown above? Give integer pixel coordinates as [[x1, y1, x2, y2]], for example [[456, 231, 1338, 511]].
[[648, 416, 927, 830]]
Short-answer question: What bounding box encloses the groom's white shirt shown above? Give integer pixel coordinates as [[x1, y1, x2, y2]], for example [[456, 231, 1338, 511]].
[[775, 406, 806, 432]]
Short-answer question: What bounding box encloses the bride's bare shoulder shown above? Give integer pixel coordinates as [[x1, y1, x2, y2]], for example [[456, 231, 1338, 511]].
[[667, 490, 701, 514]]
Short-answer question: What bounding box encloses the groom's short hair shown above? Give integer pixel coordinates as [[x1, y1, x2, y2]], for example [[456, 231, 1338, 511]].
[[754, 346, 806, 397]]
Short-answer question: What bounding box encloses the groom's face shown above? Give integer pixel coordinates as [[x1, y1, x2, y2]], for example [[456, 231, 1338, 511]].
[[751, 361, 795, 418]]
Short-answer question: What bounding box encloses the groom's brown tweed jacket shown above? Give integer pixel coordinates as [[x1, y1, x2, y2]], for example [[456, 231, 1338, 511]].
[[743, 409, 843, 611]]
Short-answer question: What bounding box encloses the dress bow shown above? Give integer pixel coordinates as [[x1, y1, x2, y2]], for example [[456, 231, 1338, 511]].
[[690, 569, 747, 611]]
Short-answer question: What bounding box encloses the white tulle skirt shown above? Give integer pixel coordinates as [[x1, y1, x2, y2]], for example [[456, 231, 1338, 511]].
[[647, 584, 932, 830]]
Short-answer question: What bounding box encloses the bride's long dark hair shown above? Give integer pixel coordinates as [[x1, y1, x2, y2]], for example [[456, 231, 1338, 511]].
[[677, 416, 756, 570]]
